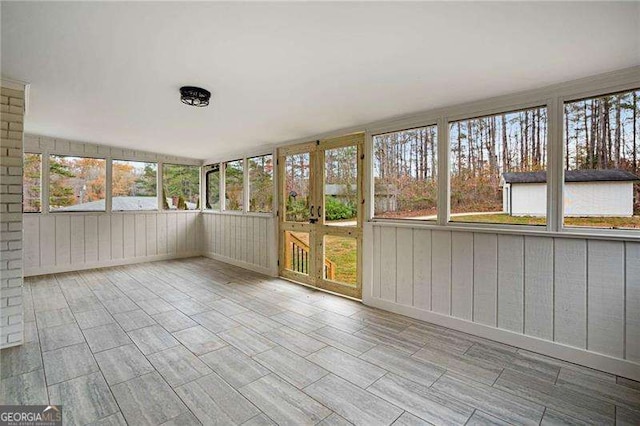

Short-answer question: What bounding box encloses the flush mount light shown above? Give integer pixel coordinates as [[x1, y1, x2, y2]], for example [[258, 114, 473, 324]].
[[180, 86, 211, 107]]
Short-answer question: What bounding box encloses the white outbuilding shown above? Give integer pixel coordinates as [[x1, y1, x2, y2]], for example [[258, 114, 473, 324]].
[[502, 170, 639, 217]]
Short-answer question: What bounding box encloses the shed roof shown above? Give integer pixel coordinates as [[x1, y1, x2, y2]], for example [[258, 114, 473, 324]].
[[502, 169, 640, 184]]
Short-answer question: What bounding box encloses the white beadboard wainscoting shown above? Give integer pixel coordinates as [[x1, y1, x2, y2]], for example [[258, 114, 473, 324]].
[[202, 212, 277, 276], [23, 212, 202, 276], [363, 222, 640, 381]]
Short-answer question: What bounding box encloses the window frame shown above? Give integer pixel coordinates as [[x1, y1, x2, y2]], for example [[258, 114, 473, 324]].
[[161, 162, 201, 211], [202, 150, 276, 217], [559, 85, 640, 236], [204, 163, 221, 211], [247, 153, 274, 214], [365, 70, 640, 239], [110, 159, 159, 212], [222, 158, 245, 213], [48, 154, 108, 213], [22, 152, 42, 213], [371, 124, 440, 222], [446, 104, 550, 229]]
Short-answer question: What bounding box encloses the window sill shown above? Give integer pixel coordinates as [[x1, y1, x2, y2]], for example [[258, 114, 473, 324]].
[[368, 219, 640, 242], [202, 210, 275, 218]]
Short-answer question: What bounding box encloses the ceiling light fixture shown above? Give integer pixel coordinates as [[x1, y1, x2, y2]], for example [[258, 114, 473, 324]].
[[180, 86, 211, 107]]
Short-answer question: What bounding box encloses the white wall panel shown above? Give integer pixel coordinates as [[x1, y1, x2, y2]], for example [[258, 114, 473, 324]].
[[98, 215, 111, 261], [451, 232, 473, 321], [554, 238, 587, 349], [111, 215, 123, 260], [70, 216, 85, 265], [84, 216, 98, 263], [473, 233, 498, 327], [23, 215, 39, 270], [431, 230, 451, 315], [135, 215, 146, 257], [412, 229, 431, 310], [365, 223, 639, 380], [372, 225, 381, 299], [379, 227, 397, 302], [55, 215, 71, 266], [524, 236, 553, 340], [587, 240, 624, 358], [146, 214, 157, 256], [396, 228, 414, 306], [626, 242, 640, 363], [201, 213, 277, 276], [497, 235, 524, 333], [123, 215, 135, 259], [24, 212, 201, 276]]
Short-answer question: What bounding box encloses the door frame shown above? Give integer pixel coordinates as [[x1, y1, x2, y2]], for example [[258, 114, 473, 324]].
[[277, 133, 364, 299]]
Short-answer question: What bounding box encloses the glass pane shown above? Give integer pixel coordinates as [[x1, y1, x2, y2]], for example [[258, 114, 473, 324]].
[[564, 89, 640, 229], [285, 153, 310, 222], [162, 164, 200, 210], [23, 153, 41, 212], [112, 160, 157, 211], [249, 154, 273, 213], [49, 155, 106, 211], [323, 235, 357, 287], [450, 107, 548, 226], [206, 164, 220, 210], [373, 126, 437, 220], [324, 146, 358, 226], [225, 160, 244, 211], [284, 231, 310, 275]]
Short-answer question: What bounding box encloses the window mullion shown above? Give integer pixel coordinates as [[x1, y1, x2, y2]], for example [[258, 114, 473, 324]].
[[548, 97, 563, 233], [42, 152, 50, 214], [106, 158, 113, 213], [437, 117, 449, 226]]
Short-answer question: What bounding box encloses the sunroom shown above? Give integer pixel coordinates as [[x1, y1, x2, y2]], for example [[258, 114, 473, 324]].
[[1, 2, 639, 425]]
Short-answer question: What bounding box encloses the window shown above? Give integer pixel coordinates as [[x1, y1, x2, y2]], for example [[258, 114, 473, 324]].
[[450, 106, 548, 225], [23, 153, 42, 212], [564, 89, 640, 229], [204, 164, 220, 210], [373, 125, 438, 220], [248, 154, 273, 213], [112, 160, 157, 211], [49, 155, 107, 211], [224, 159, 244, 211], [162, 164, 200, 210]]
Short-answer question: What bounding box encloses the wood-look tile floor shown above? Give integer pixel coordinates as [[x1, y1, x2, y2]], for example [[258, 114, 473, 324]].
[[2, 257, 639, 425]]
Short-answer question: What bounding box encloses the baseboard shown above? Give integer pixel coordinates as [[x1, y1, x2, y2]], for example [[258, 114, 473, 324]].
[[24, 252, 202, 277], [365, 296, 640, 382], [203, 252, 276, 277]]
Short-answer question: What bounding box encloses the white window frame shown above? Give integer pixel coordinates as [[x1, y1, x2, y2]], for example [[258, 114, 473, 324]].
[[247, 153, 275, 214], [110, 159, 159, 212], [364, 67, 640, 240], [370, 123, 440, 222], [202, 148, 277, 218], [558, 84, 640, 237], [161, 162, 201, 211], [47, 153, 109, 213]]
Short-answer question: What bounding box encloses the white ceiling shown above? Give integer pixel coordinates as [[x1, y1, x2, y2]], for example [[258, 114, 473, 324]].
[[2, 2, 639, 160]]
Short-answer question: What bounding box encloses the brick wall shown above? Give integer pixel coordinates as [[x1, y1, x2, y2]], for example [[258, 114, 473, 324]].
[[1, 85, 25, 348]]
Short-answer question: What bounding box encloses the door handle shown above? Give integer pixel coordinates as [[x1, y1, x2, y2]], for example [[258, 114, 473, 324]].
[[317, 206, 321, 218], [310, 205, 314, 218]]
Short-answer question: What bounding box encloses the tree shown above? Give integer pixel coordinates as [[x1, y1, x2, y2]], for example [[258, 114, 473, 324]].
[[163, 164, 199, 209], [49, 157, 76, 207]]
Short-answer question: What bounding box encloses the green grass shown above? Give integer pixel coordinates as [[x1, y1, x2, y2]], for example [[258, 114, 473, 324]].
[[324, 235, 357, 286], [450, 214, 640, 229]]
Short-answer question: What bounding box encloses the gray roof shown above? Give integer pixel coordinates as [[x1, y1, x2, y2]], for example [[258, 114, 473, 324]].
[[53, 196, 197, 211], [503, 169, 640, 184], [54, 196, 158, 211]]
